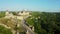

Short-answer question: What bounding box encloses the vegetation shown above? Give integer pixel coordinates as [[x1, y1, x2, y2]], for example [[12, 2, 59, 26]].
[[26, 12, 41, 25], [0, 18, 16, 29], [0, 25, 12, 34], [0, 18, 26, 34], [12, 12, 17, 15], [0, 11, 60, 34], [0, 12, 5, 18], [26, 12, 60, 34]]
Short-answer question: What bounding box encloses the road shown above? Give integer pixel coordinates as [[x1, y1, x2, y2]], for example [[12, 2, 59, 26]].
[[20, 19, 35, 34], [13, 16, 35, 34], [21, 16, 35, 34]]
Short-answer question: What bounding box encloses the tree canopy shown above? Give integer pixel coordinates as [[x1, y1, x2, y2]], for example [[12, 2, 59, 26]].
[[26, 12, 60, 34]]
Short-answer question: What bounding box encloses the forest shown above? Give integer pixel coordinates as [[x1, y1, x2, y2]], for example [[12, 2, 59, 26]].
[[26, 12, 60, 34]]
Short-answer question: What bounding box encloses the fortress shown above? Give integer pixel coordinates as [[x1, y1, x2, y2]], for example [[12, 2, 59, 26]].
[[5, 10, 31, 20]]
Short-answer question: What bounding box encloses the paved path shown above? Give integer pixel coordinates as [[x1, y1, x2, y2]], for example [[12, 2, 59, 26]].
[[11, 15, 35, 34], [20, 19, 35, 34]]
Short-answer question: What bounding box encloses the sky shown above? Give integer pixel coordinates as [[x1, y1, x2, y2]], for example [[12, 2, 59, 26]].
[[0, 0, 60, 12]]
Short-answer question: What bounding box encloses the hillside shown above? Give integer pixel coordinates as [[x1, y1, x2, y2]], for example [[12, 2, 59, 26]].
[[26, 12, 60, 34]]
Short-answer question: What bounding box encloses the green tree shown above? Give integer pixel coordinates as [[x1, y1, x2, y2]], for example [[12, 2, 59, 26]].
[[0, 25, 12, 34], [0, 12, 5, 18]]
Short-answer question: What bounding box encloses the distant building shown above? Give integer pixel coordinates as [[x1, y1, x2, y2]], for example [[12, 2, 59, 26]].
[[18, 10, 30, 16], [4, 10, 31, 20], [5, 11, 15, 19]]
